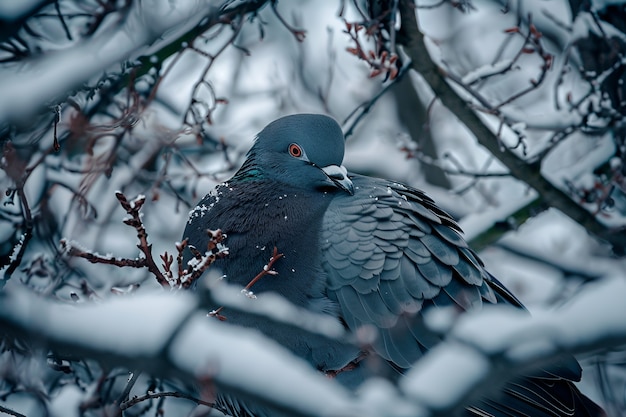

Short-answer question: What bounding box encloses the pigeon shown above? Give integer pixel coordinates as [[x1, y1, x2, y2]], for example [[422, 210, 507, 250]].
[[182, 114, 605, 417]]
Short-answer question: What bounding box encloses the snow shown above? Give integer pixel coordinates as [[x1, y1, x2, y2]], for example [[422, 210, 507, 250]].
[[400, 342, 490, 411], [451, 277, 626, 357], [459, 188, 537, 242], [0, 287, 196, 355], [356, 378, 422, 417], [0, 0, 44, 19], [210, 283, 348, 340], [169, 313, 359, 417], [49, 385, 83, 417], [461, 59, 514, 85]]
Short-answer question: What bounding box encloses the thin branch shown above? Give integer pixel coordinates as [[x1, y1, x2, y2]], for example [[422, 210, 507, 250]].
[[2, 142, 35, 281], [181, 229, 229, 288], [209, 246, 283, 320], [61, 192, 227, 290], [242, 246, 284, 295], [3, 188, 34, 280], [120, 390, 214, 411], [0, 404, 27, 417], [270, 1, 306, 41], [54, 0, 73, 41], [343, 63, 409, 139], [60, 240, 147, 268]]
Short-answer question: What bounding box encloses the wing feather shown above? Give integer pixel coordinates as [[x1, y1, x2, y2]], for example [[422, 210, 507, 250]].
[[416, 257, 453, 287], [421, 232, 460, 266]]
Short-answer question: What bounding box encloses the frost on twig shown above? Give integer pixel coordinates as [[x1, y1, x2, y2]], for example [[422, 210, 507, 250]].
[[179, 228, 229, 289]]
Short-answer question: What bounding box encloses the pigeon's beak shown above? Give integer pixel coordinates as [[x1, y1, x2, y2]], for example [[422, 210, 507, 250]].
[[321, 165, 354, 195]]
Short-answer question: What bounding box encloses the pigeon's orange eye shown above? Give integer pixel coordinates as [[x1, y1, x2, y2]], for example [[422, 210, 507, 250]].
[[289, 143, 303, 158]]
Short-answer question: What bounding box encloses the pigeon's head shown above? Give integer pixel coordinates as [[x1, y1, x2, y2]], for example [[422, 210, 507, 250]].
[[245, 114, 354, 194]]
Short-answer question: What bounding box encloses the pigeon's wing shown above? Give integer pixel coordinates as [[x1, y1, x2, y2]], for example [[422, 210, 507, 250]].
[[321, 174, 500, 367], [320, 175, 601, 417]]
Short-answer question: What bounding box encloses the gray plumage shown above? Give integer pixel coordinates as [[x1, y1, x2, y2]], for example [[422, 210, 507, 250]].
[[183, 114, 604, 417]]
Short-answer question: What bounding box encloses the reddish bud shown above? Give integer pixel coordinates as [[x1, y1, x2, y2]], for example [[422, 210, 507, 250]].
[[544, 54, 553, 69], [529, 23, 541, 38]]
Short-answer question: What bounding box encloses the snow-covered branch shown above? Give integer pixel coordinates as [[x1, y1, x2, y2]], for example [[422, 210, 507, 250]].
[[0, 286, 363, 417], [1, 276, 625, 417], [400, 276, 626, 416]]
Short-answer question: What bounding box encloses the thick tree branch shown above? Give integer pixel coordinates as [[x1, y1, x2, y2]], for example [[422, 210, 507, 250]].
[[397, 0, 626, 253]]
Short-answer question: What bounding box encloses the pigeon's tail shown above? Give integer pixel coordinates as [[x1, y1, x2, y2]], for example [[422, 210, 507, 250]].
[[468, 375, 605, 417]]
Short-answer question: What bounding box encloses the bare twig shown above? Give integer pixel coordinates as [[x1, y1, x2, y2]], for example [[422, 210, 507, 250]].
[[120, 390, 214, 411], [242, 246, 284, 296], [271, 1, 306, 41], [60, 240, 146, 268], [1, 143, 34, 281], [115, 192, 170, 287], [54, 0, 73, 41], [343, 64, 409, 139], [343, 20, 400, 80], [208, 246, 283, 320], [61, 194, 227, 289]]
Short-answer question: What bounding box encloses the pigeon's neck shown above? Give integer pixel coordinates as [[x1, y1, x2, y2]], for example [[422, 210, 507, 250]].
[[232, 158, 264, 182], [232, 152, 279, 183]]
